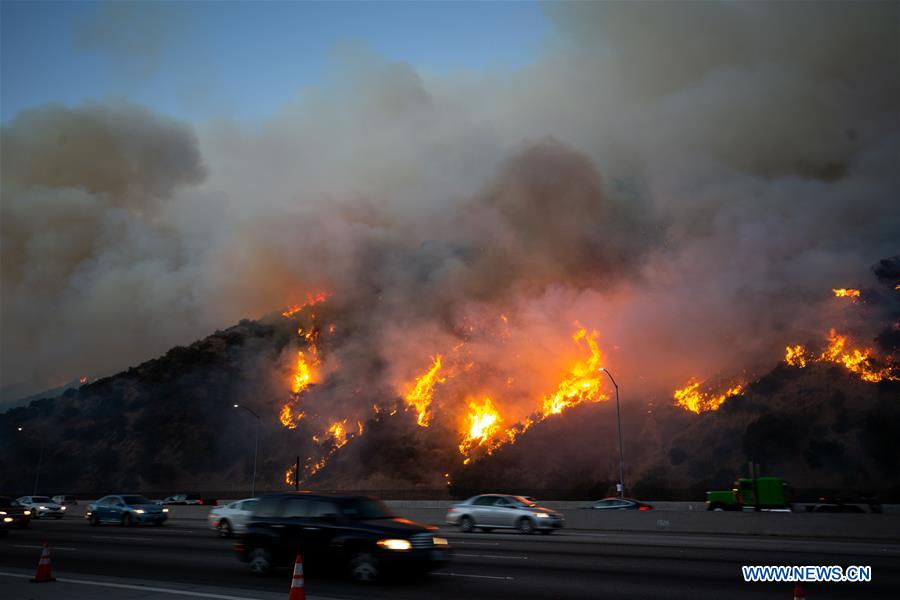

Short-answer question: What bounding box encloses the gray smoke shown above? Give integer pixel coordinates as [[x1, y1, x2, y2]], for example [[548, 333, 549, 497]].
[[2, 1, 897, 416]]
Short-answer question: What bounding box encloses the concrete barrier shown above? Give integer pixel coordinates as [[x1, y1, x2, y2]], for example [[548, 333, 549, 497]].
[[69, 500, 900, 541]]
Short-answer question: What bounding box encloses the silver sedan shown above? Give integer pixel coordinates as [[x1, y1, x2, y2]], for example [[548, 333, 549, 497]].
[[446, 494, 564, 534]]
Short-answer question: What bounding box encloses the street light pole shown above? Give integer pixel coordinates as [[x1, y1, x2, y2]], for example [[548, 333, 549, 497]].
[[234, 405, 260, 497], [599, 368, 625, 498], [18, 427, 46, 496]]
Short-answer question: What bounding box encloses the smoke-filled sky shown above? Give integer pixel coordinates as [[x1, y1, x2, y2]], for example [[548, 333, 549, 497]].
[[2, 1, 898, 406]]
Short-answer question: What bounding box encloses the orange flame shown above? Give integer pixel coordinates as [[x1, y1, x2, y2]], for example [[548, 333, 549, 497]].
[[785, 345, 808, 368], [673, 379, 744, 413], [79, 376, 88, 385], [404, 355, 445, 427], [541, 328, 607, 416], [816, 329, 896, 383], [281, 291, 328, 318], [832, 288, 861, 299], [459, 397, 502, 458]]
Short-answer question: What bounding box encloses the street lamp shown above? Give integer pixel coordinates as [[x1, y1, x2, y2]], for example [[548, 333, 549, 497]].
[[599, 368, 625, 498], [17, 427, 46, 496], [233, 404, 260, 497]]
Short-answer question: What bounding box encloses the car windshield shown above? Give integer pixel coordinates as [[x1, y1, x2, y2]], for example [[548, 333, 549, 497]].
[[511, 496, 537, 507], [121, 496, 152, 505], [32, 496, 51, 502], [339, 498, 396, 520]]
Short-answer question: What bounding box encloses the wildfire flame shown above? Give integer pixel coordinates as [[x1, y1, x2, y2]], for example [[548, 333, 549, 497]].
[[832, 288, 861, 299], [282, 291, 328, 317], [785, 344, 808, 368], [404, 355, 445, 427], [673, 379, 744, 413], [541, 328, 607, 416], [459, 397, 502, 457]]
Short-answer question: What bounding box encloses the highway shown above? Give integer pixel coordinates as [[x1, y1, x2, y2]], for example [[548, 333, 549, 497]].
[[2, 517, 899, 599]]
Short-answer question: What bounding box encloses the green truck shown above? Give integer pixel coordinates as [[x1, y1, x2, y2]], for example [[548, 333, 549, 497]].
[[706, 476, 791, 511]]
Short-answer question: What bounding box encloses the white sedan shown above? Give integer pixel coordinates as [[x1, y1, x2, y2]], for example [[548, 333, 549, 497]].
[[15, 496, 66, 519], [207, 498, 258, 537]]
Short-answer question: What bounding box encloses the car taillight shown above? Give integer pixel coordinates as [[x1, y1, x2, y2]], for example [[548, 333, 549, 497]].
[[639, 505, 651, 511]]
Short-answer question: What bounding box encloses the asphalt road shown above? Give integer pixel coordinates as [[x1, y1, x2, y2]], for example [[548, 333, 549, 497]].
[[2, 518, 899, 599]]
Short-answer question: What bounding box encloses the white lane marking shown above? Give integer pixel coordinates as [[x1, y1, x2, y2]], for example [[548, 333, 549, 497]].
[[91, 535, 153, 541], [0, 571, 270, 599], [13, 544, 78, 551], [455, 553, 528, 560], [453, 541, 501, 546], [435, 572, 514, 581]]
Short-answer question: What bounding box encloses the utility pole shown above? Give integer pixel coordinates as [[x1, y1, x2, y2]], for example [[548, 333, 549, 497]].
[[599, 368, 625, 498]]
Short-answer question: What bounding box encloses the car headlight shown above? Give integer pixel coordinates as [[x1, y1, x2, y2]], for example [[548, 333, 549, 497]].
[[133, 509, 145, 514], [24, 510, 31, 516], [162, 508, 169, 513], [534, 512, 550, 518], [433, 537, 448, 545], [61, 506, 67, 510], [377, 538, 412, 551], [39, 506, 47, 510], [0, 511, 6, 515], [3, 517, 12, 523]]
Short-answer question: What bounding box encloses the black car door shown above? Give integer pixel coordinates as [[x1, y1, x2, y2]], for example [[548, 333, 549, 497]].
[[303, 499, 342, 559], [279, 495, 313, 564]]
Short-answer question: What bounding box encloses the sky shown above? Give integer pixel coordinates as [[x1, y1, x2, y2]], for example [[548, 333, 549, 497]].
[[1, 0, 548, 123]]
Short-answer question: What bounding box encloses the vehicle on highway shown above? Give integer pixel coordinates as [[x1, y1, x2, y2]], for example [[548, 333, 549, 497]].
[[584, 497, 653, 511], [159, 493, 214, 505], [15, 495, 66, 519], [235, 492, 450, 581], [85, 494, 169, 526], [209, 497, 258, 537], [0, 497, 32, 528], [52, 494, 78, 506], [446, 494, 565, 534], [706, 476, 791, 511]]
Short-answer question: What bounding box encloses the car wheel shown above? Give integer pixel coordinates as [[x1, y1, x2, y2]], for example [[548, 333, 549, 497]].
[[349, 551, 380, 583], [121, 513, 133, 527], [459, 516, 475, 533], [218, 520, 232, 538], [248, 547, 273, 575], [90, 514, 100, 526], [517, 517, 535, 534]]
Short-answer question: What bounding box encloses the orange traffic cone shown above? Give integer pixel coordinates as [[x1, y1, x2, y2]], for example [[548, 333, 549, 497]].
[[793, 584, 805, 599], [30, 542, 56, 583], [288, 554, 305, 600]]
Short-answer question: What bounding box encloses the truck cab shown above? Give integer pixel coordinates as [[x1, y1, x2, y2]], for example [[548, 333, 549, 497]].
[[706, 477, 790, 511]]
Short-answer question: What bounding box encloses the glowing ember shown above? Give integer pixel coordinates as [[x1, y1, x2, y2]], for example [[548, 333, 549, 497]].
[[404, 355, 445, 427], [785, 344, 808, 368], [79, 376, 88, 384], [541, 328, 607, 416], [459, 397, 502, 457], [832, 288, 861, 299], [673, 379, 744, 413]]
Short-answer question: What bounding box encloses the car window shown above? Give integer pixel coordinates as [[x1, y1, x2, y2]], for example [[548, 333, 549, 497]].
[[242, 500, 258, 511], [494, 497, 511, 507], [32, 496, 51, 503], [227, 502, 237, 509], [308, 500, 339, 521], [254, 496, 282, 518], [594, 500, 612, 508], [472, 496, 497, 506], [338, 497, 394, 520], [122, 496, 151, 505], [101, 497, 118, 506], [282, 497, 310, 519], [612, 500, 631, 508], [512, 496, 537, 507]]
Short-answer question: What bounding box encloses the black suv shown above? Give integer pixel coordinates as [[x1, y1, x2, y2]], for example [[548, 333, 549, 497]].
[[235, 493, 450, 581]]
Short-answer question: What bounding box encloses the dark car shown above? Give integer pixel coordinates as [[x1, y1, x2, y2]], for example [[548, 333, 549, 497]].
[[235, 493, 450, 582], [585, 497, 653, 511], [0, 497, 32, 529], [85, 495, 169, 526], [159, 493, 215, 506]]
